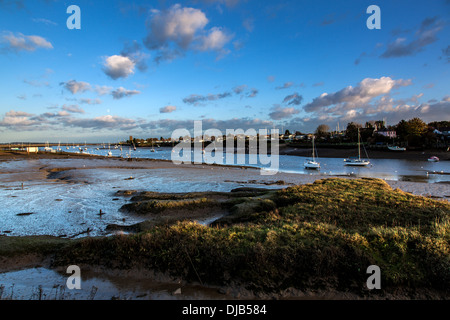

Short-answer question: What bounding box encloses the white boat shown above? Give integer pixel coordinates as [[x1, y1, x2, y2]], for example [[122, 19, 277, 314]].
[[388, 146, 406, 151], [304, 136, 320, 169], [428, 156, 439, 162], [344, 128, 370, 166], [344, 157, 371, 166], [44, 141, 53, 152]]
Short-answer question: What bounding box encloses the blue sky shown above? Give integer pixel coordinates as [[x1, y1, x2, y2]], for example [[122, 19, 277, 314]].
[[0, 0, 449, 142]]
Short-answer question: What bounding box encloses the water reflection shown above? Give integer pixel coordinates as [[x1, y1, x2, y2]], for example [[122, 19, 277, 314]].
[[0, 267, 230, 300], [56, 146, 450, 183]]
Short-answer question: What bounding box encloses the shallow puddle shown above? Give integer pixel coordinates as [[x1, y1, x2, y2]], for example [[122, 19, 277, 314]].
[[0, 267, 233, 300]]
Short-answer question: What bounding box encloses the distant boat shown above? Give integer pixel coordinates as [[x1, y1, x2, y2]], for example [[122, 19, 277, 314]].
[[44, 141, 52, 152], [428, 156, 439, 162], [344, 128, 370, 166], [151, 140, 155, 152], [388, 146, 406, 151], [304, 136, 320, 169]]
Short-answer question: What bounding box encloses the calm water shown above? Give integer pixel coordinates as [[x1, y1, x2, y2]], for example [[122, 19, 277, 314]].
[[0, 267, 230, 300], [55, 145, 450, 183]]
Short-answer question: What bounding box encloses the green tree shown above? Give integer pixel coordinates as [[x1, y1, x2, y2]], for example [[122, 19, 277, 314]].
[[315, 124, 330, 138], [395, 120, 408, 141], [396, 118, 428, 147], [406, 118, 428, 137], [345, 122, 362, 142], [428, 121, 450, 129]]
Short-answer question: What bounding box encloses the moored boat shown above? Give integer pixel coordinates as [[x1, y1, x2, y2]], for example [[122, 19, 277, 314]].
[[428, 156, 439, 162], [304, 136, 320, 169], [388, 146, 406, 151], [344, 128, 370, 166]]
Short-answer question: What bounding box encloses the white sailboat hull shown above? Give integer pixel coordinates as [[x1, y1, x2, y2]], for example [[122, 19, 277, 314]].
[[388, 146, 406, 151], [344, 159, 370, 166], [305, 161, 320, 169]]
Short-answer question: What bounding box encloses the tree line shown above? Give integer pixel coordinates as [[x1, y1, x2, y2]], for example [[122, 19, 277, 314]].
[[290, 118, 450, 148]]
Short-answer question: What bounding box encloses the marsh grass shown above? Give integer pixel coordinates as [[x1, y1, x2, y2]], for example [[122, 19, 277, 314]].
[[0, 236, 70, 258], [16, 178, 450, 295]]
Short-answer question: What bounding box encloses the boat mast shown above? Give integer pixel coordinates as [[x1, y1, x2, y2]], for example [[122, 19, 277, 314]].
[[312, 136, 315, 162], [358, 128, 361, 161]]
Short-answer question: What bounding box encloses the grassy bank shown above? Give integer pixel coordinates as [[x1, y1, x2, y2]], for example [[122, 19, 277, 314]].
[[42, 178, 449, 297]]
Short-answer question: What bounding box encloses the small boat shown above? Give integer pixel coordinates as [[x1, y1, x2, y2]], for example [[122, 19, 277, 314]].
[[304, 136, 320, 169], [388, 146, 406, 151], [345, 128, 370, 166], [428, 156, 439, 162], [43, 141, 52, 152], [344, 157, 371, 166]]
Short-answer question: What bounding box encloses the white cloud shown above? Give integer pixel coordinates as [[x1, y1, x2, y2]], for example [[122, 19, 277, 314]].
[[1, 31, 52, 53], [144, 4, 232, 62], [160, 105, 177, 113], [381, 17, 444, 58], [61, 80, 91, 94], [63, 115, 138, 130], [103, 55, 136, 80], [0, 110, 37, 127], [95, 85, 113, 96], [269, 106, 300, 120], [111, 87, 141, 99], [61, 104, 85, 114], [282, 92, 303, 106], [32, 18, 57, 26], [303, 77, 412, 113], [79, 98, 102, 105], [197, 27, 233, 53], [145, 4, 208, 50]]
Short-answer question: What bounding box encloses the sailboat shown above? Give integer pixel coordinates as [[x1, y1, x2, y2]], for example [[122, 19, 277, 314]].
[[150, 139, 155, 152], [388, 145, 406, 151], [344, 128, 370, 166], [304, 136, 320, 169], [44, 141, 53, 152]]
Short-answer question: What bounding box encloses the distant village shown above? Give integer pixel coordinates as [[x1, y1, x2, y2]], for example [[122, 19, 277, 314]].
[[129, 118, 450, 150]]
